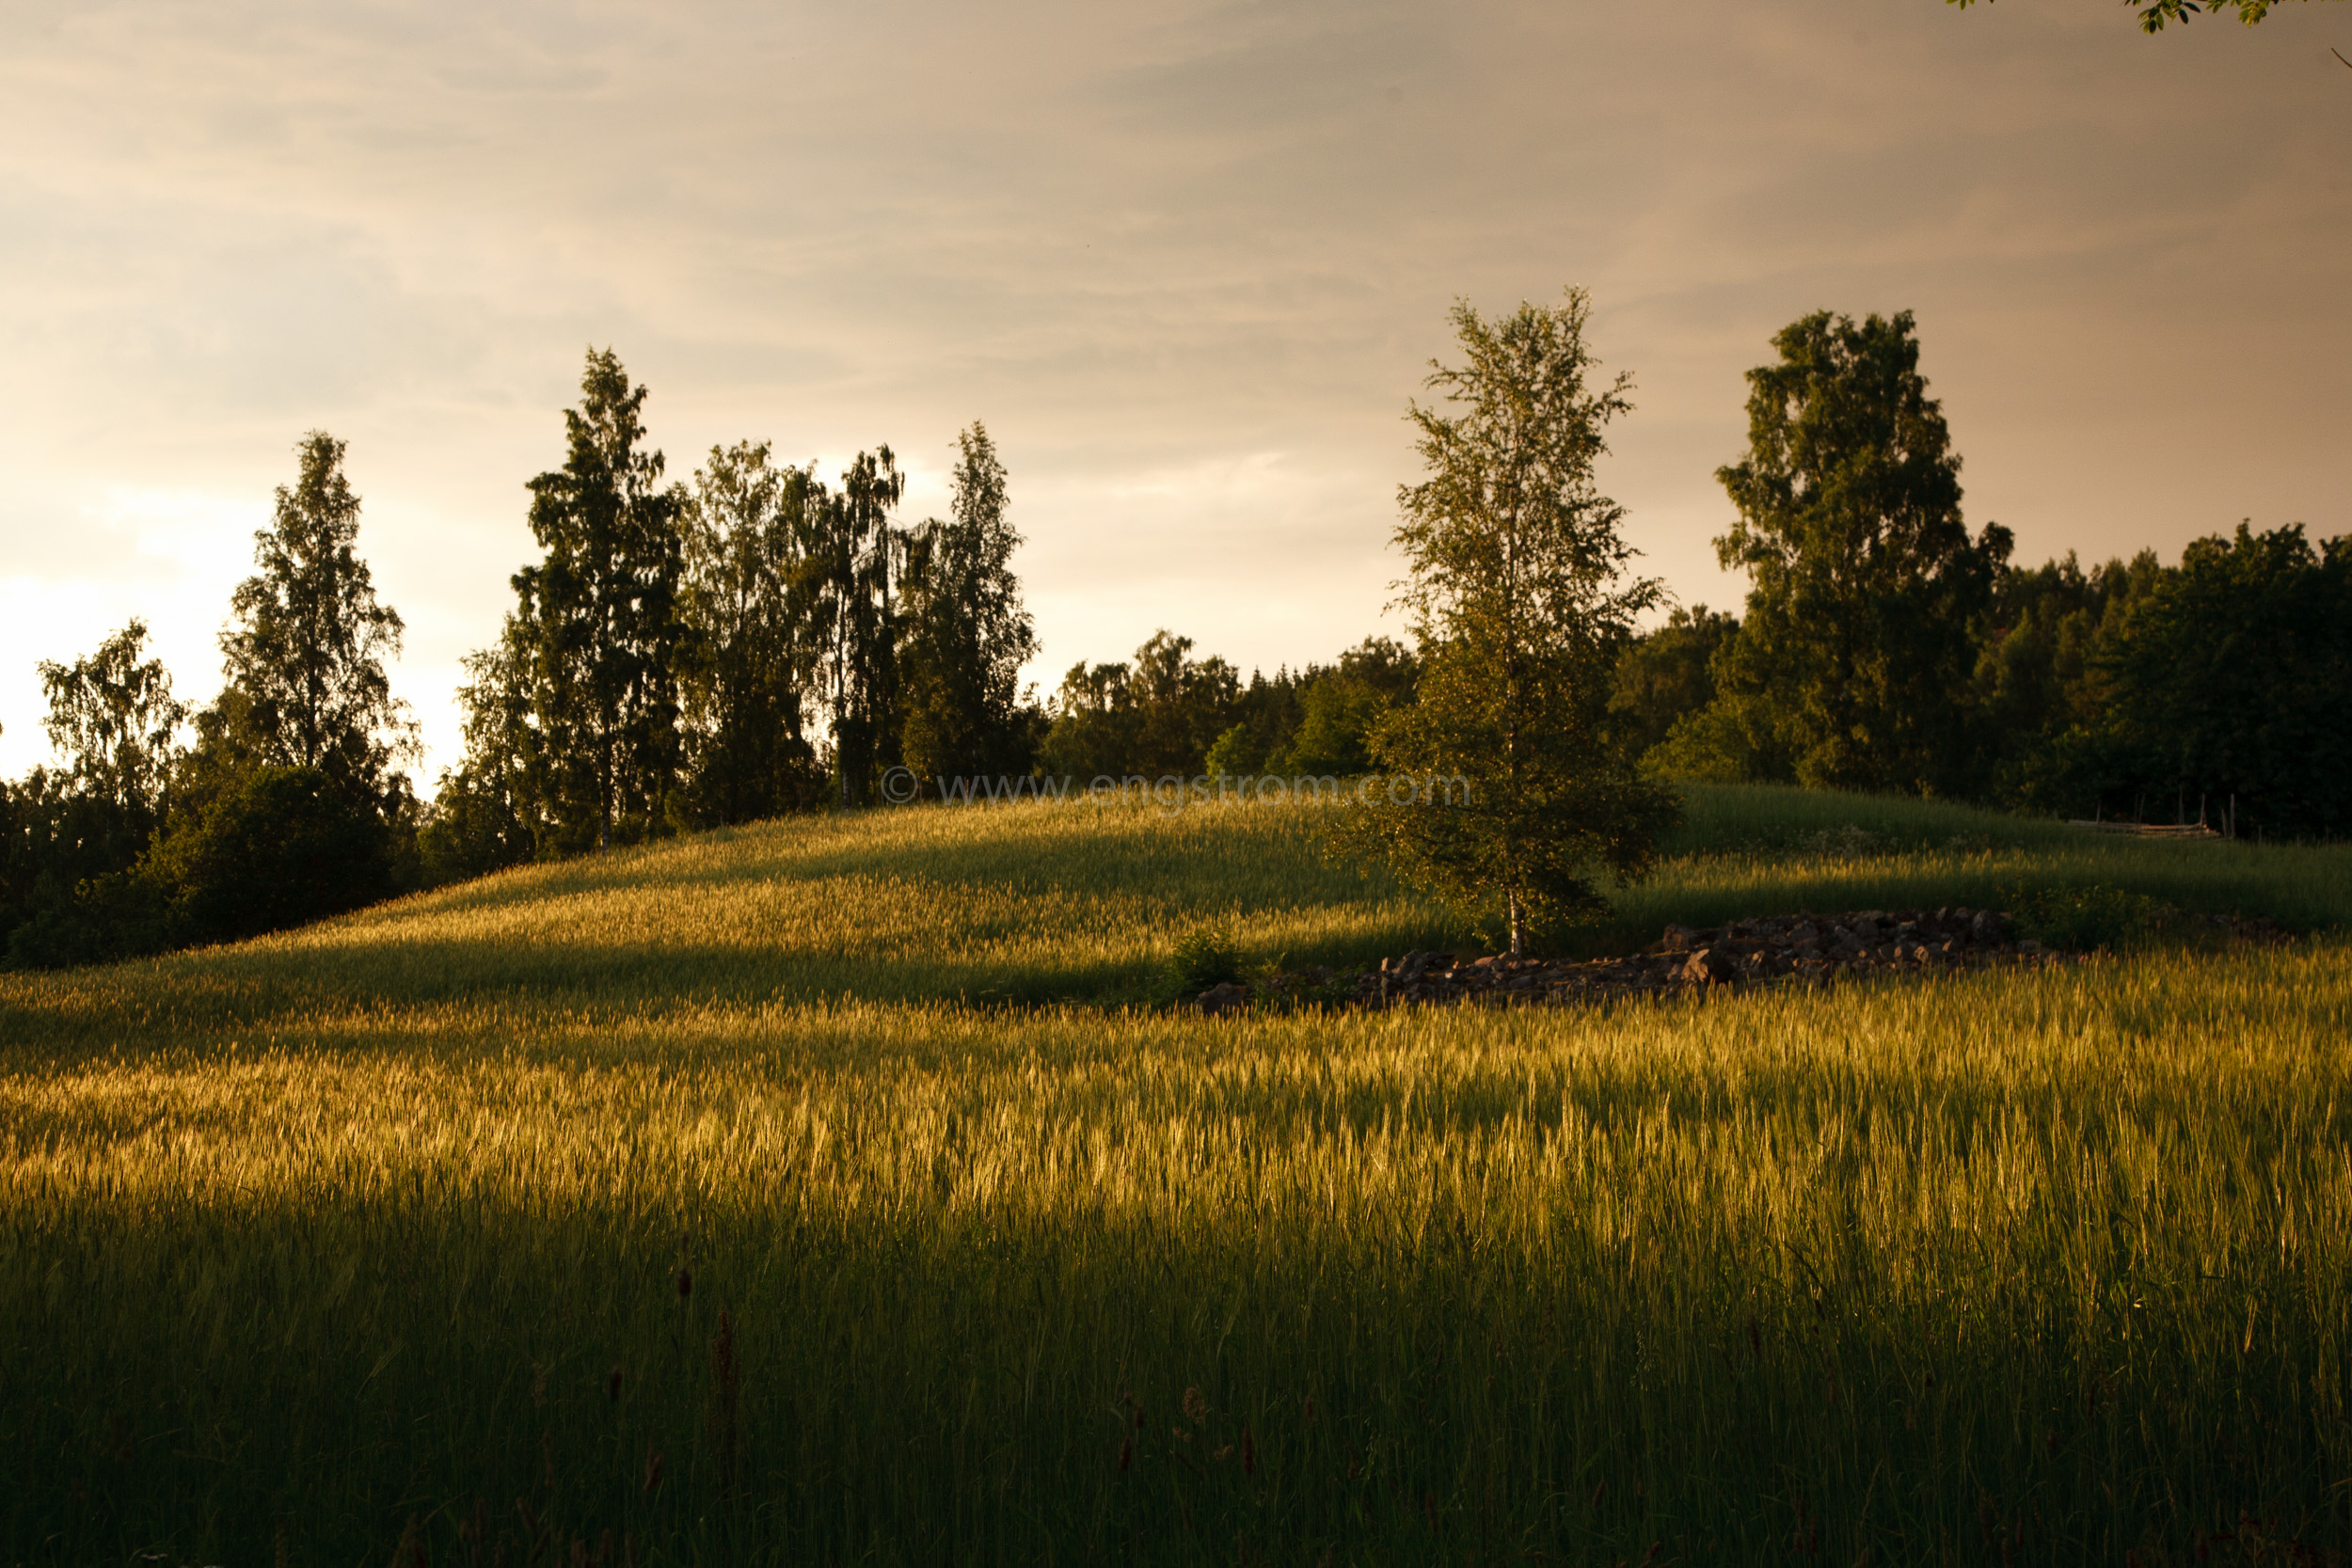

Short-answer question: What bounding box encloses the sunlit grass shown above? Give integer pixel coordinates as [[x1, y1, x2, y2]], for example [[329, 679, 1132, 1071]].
[[13, 785, 2342, 1026], [3, 784, 2348, 1563]]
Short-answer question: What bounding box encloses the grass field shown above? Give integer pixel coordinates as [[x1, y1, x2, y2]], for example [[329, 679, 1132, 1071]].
[[4, 786, 2348, 1564]]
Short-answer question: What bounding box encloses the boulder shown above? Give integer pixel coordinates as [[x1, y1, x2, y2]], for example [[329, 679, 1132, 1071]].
[[1679, 947, 1739, 985], [1195, 981, 1250, 1017]]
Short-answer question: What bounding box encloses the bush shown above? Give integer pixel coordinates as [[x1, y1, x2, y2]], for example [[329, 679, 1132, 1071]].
[[2005, 880, 2168, 953], [1168, 924, 1243, 994], [149, 766, 396, 945]]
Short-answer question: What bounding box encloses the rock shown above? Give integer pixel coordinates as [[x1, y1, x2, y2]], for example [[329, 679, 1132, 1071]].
[[1312, 901, 2088, 1018], [1679, 947, 1738, 985], [1195, 981, 1250, 1016]]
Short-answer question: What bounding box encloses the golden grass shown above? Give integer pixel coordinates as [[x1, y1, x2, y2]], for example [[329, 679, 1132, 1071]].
[[4, 785, 2348, 1563]]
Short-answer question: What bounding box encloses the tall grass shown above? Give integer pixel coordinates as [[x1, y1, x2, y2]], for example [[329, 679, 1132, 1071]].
[[4, 784, 2348, 1563], [8, 949, 2350, 1562], [8, 786, 2340, 1028]]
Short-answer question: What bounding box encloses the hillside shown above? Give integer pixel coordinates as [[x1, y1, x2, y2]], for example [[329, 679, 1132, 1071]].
[[4, 785, 2348, 1565], [6, 784, 2342, 1036]]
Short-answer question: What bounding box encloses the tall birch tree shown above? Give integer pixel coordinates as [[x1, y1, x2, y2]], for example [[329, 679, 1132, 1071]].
[[1351, 289, 1678, 958]]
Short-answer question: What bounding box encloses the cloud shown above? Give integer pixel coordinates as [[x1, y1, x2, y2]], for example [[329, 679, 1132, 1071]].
[[0, 0, 2344, 779]]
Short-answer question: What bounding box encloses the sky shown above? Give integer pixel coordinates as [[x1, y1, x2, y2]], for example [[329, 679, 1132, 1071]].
[[1, 0, 2345, 784]]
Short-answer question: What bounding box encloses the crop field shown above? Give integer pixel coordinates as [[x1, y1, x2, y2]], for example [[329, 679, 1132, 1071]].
[[4, 786, 2349, 1565]]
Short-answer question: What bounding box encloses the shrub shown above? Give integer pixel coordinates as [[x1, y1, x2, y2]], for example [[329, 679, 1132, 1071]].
[[149, 765, 396, 945], [2005, 880, 2167, 953], [1168, 924, 1243, 994]]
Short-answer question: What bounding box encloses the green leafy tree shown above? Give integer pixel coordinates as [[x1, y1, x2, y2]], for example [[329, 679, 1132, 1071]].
[[145, 765, 397, 944], [512, 349, 685, 851], [3, 623, 188, 966], [418, 630, 541, 882], [2095, 523, 2352, 837], [1127, 631, 1239, 777], [1608, 606, 1738, 761], [37, 620, 186, 823], [1038, 630, 1237, 781], [1948, 0, 2338, 34], [1264, 639, 1421, 777], [675, 440, 827, 824], [1349, 289, 1679, 959], [1038, 657, 1139, 782], [1970, 550, 2163, 812], [807, 448, 905, 807], [1701, 309, 2012, 796], [214, 433, 415, 804], [897, 422, 1041, 783]]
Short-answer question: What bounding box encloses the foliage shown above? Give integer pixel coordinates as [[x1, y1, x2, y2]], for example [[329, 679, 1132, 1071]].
[[808, 448, 907, 807], [35, 619, 186, 822], [1168, 922, 1243, 992], [420, 635, 544, 883], [1097, 637, 1418, 785], [1351, 288, 1680, 957], [1038, 656, 1140, 782], [3, 626, 186, 966], [1694, 309, 2012, 798], [453, 387, 1009, 837], [1127, 631, 1241, 776], [1264, 638, 1418, 777], [3, 447, 424, 964], [672, 440, 828, 827], [142, 764, 396, 945], [213, 432, 415, 803], [896, 422, 1041, 783], [2002, 879, 2169, 952], [1039, 630, 1240, 782], [1609, 603, 1736, 760], [1957, 525, 2352, 839], [2095, 523, 2352, 838], [510, 348, 687, 852], [1968, 548, 2164, 811], [1948, 0, 2331, 33]]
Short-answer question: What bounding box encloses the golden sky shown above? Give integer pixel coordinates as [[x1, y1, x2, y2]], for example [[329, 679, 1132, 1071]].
[[1, 0, 2344, 780]]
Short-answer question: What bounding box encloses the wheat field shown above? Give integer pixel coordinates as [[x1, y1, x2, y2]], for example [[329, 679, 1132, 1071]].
[[3, 789, 2347, 1564]]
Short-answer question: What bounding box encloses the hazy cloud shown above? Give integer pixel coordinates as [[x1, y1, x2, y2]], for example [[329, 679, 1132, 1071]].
[[2, 0, 2344, 775]]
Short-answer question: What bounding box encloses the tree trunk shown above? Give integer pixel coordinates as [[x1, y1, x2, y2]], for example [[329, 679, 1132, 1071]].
[[1508, 890, 1525, 959]]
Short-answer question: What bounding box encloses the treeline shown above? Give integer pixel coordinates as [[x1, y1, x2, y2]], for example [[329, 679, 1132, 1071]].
[[0, 348, 1435, 969], [1604, 310, 2352, 842], [1036, 632, 1419, 784], [6, 318, 2344, 966], [0, 435, 420, 967], [0, 352, 1042, 965], [422, 350, 1041, 878]]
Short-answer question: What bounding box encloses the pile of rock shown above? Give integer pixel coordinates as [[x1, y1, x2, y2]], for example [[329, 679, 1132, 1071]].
[[1192, 907, 2068, 1015]]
